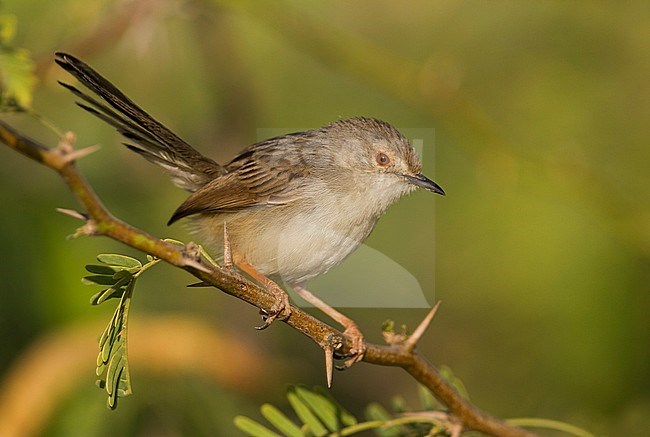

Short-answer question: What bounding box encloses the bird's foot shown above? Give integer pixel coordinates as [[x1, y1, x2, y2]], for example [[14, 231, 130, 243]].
[[335, 322, 366, 369], [234, 258, 292, 330], [256, 279, 292, 330]]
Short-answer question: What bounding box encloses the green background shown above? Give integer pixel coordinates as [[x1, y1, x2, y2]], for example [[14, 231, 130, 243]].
[[0, 1, 648, 435]]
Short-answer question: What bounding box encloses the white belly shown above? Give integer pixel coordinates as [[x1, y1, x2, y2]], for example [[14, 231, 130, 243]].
[[197, 201, 377, 286], [195, 173, 410, 285]]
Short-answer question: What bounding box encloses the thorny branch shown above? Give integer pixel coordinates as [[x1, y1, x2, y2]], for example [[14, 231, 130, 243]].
[[0, 119, 538, 437]]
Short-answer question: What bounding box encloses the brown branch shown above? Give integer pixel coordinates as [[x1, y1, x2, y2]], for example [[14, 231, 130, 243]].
[[0, 119, 537, 437]]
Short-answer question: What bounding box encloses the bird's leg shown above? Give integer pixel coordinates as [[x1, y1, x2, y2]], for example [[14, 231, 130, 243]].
[[222, 222, 233, 269], [222, 223, 290, 328], [237, 260, 292, 330], [293, 285, 366, 370]]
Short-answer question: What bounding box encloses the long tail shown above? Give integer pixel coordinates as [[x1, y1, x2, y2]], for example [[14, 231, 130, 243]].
[[55, 52, 223, 192]]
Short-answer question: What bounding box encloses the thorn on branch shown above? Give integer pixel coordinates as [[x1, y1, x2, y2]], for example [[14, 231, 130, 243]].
[[51, 131, 100, 165], [187, 281, 212, 288], [62, 144, 101, 164], [325, 344, 334, 388], [324, 333, 343, 388], [403, 301, 441, 352], [56, 207, 88, 221]]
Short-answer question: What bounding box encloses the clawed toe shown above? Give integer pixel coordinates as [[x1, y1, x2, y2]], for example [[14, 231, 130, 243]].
[[235, 260, 292, 330], [337, 324, 366, 369], [255, 283, 291, 330]]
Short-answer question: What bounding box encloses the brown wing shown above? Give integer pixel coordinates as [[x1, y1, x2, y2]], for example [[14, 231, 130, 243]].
[[168, 136, 312, 224]]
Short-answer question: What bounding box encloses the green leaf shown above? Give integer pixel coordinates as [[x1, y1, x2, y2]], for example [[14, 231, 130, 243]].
[[95, 278, 134, 409], [287, 387, 327, 436], [89, 287, 124, 305], [86, 275, 132, 305], [365, 403, 391, 422], [98, 315, 116, 354], [112, 269, 133, 279], [85, 264, 120, 275], [82, 275, 121, 286], [97, 253, 142, 269], [365, 403, 401, 437], [295, 386, 341, 432], [313, 386, 357, 427], [0, 47, 36, 109], [439, 365, 470, 400], [418, 384, 441, 411], [98, 315, 118, 367], [105, 345, 125, 395], [506, 418, 595, 437], [234, 416, 282, 437], [390, 396, 409, 414], [260, 404, 303, 437]]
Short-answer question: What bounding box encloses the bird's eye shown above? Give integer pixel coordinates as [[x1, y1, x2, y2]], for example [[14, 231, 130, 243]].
[[376, 152, 390, 167]]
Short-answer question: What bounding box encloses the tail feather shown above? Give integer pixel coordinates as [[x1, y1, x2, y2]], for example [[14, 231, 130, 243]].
[[55, 52, 223, 191]]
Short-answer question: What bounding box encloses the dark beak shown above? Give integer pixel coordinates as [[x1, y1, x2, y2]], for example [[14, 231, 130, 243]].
[[405, 173, 445, 195]]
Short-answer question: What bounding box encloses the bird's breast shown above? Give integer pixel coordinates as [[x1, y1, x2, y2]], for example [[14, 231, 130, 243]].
[[196, 193, 382, 285]]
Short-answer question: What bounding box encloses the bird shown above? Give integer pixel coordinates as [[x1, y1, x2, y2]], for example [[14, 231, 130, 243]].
[[55, 52, 445, 378]]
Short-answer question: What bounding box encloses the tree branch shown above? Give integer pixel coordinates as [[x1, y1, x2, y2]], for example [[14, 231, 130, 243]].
[[0, 119, 537, 437]]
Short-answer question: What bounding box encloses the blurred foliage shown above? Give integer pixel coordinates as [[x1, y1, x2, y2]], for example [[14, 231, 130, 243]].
[[0, 0, 648, 436], [0, 14, 36, 109], [235, 385, 593, 437], [42, 373, 256, 436]]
